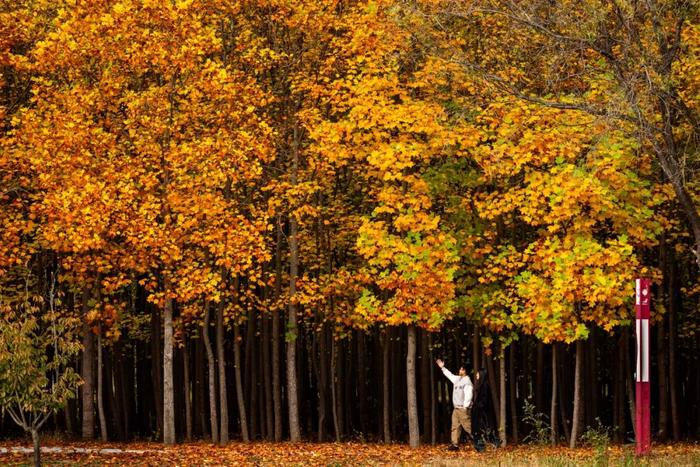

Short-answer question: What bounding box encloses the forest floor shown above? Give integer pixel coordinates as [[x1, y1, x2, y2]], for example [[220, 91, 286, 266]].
[[0, 440, 698, 466]]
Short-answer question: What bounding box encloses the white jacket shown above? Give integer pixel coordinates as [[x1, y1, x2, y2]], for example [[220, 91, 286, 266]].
[[442, 367, 473, 409]]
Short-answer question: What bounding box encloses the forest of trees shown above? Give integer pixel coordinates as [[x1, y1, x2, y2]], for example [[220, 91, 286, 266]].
[[0, 0, 698, 454]]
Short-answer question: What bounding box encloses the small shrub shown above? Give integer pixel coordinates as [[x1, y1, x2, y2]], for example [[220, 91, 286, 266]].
[[581, 418, 611, 467], [522, 399, 551, 445]]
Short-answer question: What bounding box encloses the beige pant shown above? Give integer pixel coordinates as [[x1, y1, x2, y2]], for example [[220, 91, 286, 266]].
[[450, 407, 471, 445]]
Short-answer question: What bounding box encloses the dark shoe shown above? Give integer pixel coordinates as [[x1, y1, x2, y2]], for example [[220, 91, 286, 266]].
[[474, 441, 485, 452], [447, 444, 459, 451]]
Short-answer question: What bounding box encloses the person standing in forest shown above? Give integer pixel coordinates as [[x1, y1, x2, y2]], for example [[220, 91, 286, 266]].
[[436, 359, 473, 451], [471, 368, 500, 452]]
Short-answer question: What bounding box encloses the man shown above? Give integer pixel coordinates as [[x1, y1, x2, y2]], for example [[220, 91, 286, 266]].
[[436, 359, 473, 451]]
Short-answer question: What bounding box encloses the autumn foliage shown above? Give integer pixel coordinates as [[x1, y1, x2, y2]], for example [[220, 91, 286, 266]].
[[0, 0, 698, 458]]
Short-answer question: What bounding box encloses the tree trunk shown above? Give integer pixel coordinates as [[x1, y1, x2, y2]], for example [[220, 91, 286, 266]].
[[107, 346, 125, 441], [499, 351, 506, 446], [550, 344, 558, 445], [216, 302, 229, 445], [249, 322, 259, 439], [536, 341, 544, 413], [194, 336, 207, 438], [202, 303, 219, 444], [420, 330, 431, 443], [151, 306, 163, 437], [64, 401, 75, 437], [80, 287, 95, 440], [162, 278, 175, 445], [614, 334, 625, 443], [317, 322, 328, 442], [657, 313, 668, 440], [558, 346, 571, 444], [32, 428, 40, 467], [586, 332, 597, 429], [485, 352, 500, 422], [509, 344, 518, 444], [429, 333, 436, 444], [382, 330, 391, 443], [262, 313, 273, 440], [331, 334, 341, 442], [183, 337, 192, 441], [357, 332, 368, 434], [472, 326, 480, 375], [407, 325, 420, 448], [569, 340, 583, 448], [272, 218, 283, 442], [624, 328, 636, 438], [668, 254, 680, 441], [233, 323, 249, 442], [286, 125, 301, 443], [97, 329, 108, 442]]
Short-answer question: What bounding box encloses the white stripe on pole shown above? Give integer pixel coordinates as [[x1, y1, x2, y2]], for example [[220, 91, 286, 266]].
[[636, 278, 641, 305], [641, 319, 649, 383], [636, 319, 641, 382]]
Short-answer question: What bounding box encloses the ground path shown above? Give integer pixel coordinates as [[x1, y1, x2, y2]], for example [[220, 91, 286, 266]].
[[0, 440, 698, 465]]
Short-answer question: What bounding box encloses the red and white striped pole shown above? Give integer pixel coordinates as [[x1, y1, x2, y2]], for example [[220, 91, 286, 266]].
[[635, 278, 651, 456]]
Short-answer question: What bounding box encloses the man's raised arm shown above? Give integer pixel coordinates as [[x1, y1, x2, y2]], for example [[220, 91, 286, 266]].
[[436, 359, 458, 384]]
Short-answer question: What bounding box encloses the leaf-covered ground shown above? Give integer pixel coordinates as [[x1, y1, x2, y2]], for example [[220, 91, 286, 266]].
[[1, 441, 699, 466]]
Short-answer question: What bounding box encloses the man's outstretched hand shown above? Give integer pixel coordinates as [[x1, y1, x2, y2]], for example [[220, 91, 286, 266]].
[[436, 359, 444, 368]]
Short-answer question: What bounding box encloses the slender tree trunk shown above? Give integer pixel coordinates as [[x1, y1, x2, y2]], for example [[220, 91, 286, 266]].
[[163, 278, 175, 445], [262, 313, 273, 440], [286, 125, 301, 443], [357, 332, 368, 435], [668, 255, 680, 441], [586, 332, 597, 428], [569, 340, 583, 448], [420, 331, 430, 443], [338, 339, 347, 436], [391, 334, 401, 441], [272, 219, 283, 442], [250, 327, 259, 439], [499, 351, 506, 446], [151, 306, 163, 437], [244, 309, 254, 435], [623, 331, 636, 440], [32, 428, 40, 467], [658, 314, 668, 440], [108, 347, 124, 441], [472, 326, 480, 375], [216, 302, 229, 445], [202, 303, 219, 444], [485, 352, 499, 422], [194, 336, 207, 438], [80, 287, 95, 440], [317, 322, 328, 442], [64, 401, 75, 436], [550, 344, 558, 445], [331, 334, 341, 442], [536, 341, 544, 413], [509, 344, 518, 444], [429, 333, 436, 445], [558, 346, 571, 444], [183, 337, 192, 441], [614, 334, 624, 443], [233, 323, 249, 442], [407, 325, 420, 448], [382, 330, 391, 443], [97, 329, 108, 442]]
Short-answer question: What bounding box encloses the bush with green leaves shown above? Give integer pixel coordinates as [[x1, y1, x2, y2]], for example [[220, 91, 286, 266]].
[[0, 295, 82, 467], [581, 418, 612, 467], [522, 399, 551, 445]]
